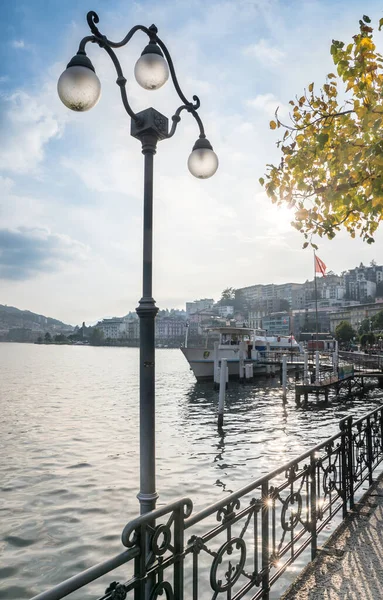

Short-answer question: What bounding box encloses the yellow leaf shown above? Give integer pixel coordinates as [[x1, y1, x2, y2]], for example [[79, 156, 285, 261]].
[[360, 38, 374, 51], [269, 120, 277, 130], [308, 82, 314, 92], [345, 80, 354, 92]]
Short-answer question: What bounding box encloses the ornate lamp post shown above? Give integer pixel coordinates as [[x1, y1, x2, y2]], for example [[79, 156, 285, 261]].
[[57, 11, 218, 515]]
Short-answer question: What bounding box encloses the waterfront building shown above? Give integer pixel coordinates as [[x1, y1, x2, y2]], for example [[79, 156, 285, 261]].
[[329, 301, 383, 332], [97, 317, 127, 339], [126, 318, 139, 341], [155, 317, 186, 341], [261, 312, 290, 336]]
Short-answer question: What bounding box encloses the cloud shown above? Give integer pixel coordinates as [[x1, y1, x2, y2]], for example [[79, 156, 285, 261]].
[[10, 40, 26, 49], [0, 227, 88, 280], [0, 80, 67, 175], [243, 39, 285, 64], [246, 93, 285, 117]]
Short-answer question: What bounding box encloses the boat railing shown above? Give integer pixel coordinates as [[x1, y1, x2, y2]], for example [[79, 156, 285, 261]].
[[30, 405, 383, 600]]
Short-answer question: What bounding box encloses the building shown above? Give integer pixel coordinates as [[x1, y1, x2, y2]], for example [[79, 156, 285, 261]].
[[261, 312, 290, 336], [217, 305, 234, 317], [97, 317, 127, 339], [126, 319, 139, 341], [329, 302, 383, 333], [186, 298, 214, 316], [345, 263, 383, 301], [155, 317, 186, 340]]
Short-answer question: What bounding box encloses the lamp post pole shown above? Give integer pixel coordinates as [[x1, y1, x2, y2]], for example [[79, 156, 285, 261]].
[[57, 11, 218, 516]]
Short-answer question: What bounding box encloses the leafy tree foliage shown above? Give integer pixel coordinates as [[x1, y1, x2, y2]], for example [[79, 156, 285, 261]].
[[44, 332, 52, 343], [359, 310, 383, 334], [89, 327, 104, 346], [335, 320, 355, 342], [360, 332, 376, 346], [220, 287, 236, 304], [261, 15, 383, 245]]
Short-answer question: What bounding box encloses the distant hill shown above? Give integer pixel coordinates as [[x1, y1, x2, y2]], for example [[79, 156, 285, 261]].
[[0, 304, 74, 342]]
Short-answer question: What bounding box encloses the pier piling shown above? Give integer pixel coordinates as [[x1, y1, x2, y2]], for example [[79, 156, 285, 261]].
[[218, 358, 227, 428], [282, 354, 288, 403]]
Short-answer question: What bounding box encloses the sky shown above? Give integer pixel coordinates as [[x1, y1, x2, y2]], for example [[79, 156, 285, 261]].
[[1, 0, 383, 325]]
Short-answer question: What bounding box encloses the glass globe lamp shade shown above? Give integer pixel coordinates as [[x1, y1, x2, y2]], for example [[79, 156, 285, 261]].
[[188, 139, 219, 179], [57, 65, 101, 112], [134, 52, 169, 90]]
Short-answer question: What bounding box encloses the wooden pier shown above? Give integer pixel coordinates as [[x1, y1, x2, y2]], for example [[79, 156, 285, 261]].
[[295, 351, 383, 405]]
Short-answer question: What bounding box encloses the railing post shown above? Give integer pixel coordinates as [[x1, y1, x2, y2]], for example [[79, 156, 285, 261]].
[[310, 453, 317, 560], [173, 505, 185, 600], [346, 416, 354, 511], [261, 481, 270, 599], [339, 417, 348, 519], [380, 408, 383, 459], [366, 415, 374, 486]]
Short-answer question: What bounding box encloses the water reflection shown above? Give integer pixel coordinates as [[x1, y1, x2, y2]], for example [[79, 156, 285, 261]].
[[0, 344, 382, 599]]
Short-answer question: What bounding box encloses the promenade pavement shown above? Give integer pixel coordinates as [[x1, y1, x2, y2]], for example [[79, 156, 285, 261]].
[[281, 473, 383, 599]]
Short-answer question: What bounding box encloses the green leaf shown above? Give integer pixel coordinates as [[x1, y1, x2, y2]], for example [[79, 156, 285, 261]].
[[316, 133, 329, 148], [362, 15, 371, 23], [312, 244, 318, 250], [259, 177, 265, 186], [380, 18, 383, 31], [302, 241, 309, 249]]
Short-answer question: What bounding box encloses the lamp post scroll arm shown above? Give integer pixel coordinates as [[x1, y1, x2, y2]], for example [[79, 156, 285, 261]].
[[167, 103, 206, 139]]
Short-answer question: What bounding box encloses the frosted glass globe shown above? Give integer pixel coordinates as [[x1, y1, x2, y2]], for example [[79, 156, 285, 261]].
[[57, 66, 101, 112], [188, 148, 219, 179], [134, 53, 169, 90]]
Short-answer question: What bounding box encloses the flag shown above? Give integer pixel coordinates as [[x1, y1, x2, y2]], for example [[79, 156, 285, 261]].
[[315, 254, 327, 277]]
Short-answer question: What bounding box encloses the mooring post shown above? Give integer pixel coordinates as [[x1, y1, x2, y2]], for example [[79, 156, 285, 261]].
[[304, 351, 309, 384], [315, 351, 320, 384], [239, 341, 246, 383], [282, 354, 287, 403], [218, 358, 227, 428], [213, 341, 219, 390], [245, 362, 253, 382], [332, 351, 337, 377]]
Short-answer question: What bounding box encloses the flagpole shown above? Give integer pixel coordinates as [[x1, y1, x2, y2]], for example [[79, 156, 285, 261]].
[[314, 250, 319, 351]]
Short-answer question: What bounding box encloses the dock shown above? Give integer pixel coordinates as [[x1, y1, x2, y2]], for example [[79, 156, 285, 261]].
[[294, 350, 383, 405]]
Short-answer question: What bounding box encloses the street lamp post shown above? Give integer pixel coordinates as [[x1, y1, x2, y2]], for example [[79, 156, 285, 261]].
[[57, 11, 218, 515]]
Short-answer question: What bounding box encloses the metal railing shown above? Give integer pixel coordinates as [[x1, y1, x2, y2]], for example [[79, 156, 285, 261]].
[[31, 406, 383, 600], [339, 351, 383, 372], [257, 351, 305, 364]]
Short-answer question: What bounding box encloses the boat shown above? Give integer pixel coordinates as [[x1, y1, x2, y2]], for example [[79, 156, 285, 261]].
[[180, 326, 302, 382]]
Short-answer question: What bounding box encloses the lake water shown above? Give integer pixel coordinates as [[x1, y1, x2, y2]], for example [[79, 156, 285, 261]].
[[1, 342, 382, 599]]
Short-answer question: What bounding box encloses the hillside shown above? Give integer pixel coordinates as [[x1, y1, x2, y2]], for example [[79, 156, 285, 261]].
[[0, 304, 74, 342]]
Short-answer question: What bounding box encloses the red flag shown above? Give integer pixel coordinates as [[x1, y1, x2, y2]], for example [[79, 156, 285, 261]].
[[315, 254, 327, 277]]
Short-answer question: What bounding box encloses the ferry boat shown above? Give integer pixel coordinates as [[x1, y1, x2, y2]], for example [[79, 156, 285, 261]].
[[181, 326, 301, 382]]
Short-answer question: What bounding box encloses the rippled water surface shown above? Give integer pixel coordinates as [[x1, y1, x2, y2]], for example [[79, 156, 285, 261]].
[[1, 342, 383, 599]]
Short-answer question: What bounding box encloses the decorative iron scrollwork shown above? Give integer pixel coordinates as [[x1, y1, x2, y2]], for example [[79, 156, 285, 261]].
[[323, 463, 337, 495], [210, 538, 246, 593], [152, 523, 172, 556], [149, 581, 174, 600], [104, 581, 128, 600], [281, 492, 302, 531], [217, 499, 240, 522]]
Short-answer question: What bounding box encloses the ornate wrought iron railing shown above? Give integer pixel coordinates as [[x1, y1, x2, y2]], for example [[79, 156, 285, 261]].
[[31, 405, 383, 600]]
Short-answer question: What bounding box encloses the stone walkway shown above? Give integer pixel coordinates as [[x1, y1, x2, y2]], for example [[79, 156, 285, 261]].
[[281, 474, 383, 599]]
